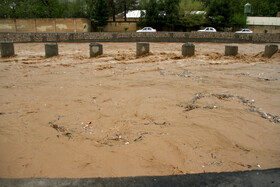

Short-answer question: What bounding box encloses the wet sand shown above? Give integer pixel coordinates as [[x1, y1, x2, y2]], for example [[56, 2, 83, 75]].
[[0, 42, 279, 178]]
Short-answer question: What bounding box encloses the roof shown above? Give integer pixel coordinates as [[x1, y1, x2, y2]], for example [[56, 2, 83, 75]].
[[247, 16, 280, 26], [126, 10, 145, 18], [187, 11, 206, 15], [115, 10, 145, 19]]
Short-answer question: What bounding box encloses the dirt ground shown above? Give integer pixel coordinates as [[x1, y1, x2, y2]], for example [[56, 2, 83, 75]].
[[0, 42, 279, 178]]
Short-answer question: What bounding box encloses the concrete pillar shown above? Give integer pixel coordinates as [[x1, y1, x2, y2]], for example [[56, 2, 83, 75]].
[[45, 43, 58, 58], [89, 43, 103, 57], [264, 45, 278, 58], [182, 43, 195, 57], [0, 42, 15, 57], [136, 42, 149, 57], [225, 45, 238, 56]]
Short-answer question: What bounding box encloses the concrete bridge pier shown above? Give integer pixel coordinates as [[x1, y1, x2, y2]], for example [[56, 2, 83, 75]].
[[264, 45, 278, 58], [182, 43, 195, 57], [89, 43, 103, 57], [0, 42, 15, 57], [225, 45, 238, 56], [45, 43, 58, 58], [136, 42, 150, 57]]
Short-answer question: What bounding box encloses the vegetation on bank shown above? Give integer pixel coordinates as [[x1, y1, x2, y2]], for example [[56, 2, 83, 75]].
[[0, 0, 279, 31]]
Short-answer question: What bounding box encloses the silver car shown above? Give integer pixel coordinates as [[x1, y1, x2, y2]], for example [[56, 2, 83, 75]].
[[235, 29, 253, 33], [197, 27, 217, 32], [136, 27, 157, 32]]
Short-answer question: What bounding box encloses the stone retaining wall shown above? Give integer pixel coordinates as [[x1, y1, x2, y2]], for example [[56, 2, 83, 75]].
[[0, 32, 279, 43]]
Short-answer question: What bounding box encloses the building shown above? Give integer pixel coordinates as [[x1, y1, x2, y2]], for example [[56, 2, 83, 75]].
[[247, 16, 280, 33]]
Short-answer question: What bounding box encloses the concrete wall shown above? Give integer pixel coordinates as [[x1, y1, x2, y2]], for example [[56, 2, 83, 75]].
[[104, 22, 137, 32], [75, 19, 90, 32], [36, 19, 56, 32], [0, 18, 91, 33], [56, 19, 75, 32], [0, 19, 16, 32], [16, 19, 36, 32], [248, 25, 280, 34], [0, 32, 279, 43]]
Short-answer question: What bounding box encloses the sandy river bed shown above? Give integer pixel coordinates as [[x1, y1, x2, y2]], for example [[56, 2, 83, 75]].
[[0, 42, 279, 178]]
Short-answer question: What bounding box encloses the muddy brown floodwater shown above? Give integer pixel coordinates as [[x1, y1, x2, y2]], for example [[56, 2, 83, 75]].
[[0, 42, 280, 178]]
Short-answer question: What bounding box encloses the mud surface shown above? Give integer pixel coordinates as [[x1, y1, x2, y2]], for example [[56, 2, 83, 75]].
[[1, 168, 280, 187], [0, 43, 279, 178]]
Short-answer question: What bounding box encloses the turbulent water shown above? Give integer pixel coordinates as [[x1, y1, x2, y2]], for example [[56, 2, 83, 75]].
[[0, 42, 279, 178]]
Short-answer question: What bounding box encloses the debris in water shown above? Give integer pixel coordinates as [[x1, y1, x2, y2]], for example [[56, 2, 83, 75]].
[[179, 92, 280, 124], [50, 122, 72, 139]]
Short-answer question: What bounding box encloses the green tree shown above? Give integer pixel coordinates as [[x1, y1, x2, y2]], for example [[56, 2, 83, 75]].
[[117, 0, 139, 21], [231, 13, 247, 28], [179, 0, 204, 13], [163, 0, 180, 30], [93, 0, 109, 26], [107, 0, 116, 21], [63, 0, 87, 18], [142, 0, 161, 28], [251, 0, 279, 16], [0, 0, 38, 18], [206, 0, 233, 30], [181, 13, 207, 30], [179, 0, 206, 31], [0, 0, 11, 18], [85, 0, 96, 19], [34, 0, 64, 18]]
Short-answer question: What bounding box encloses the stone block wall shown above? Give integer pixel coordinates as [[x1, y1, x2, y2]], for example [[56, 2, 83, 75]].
[[0, 32, 279, 43]]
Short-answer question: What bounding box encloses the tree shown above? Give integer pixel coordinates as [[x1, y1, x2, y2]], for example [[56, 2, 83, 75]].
[[144, 0, 161, 28], [116, 0, 139, 21], [251, 0, 279, 16], [179, 0, 206, 31], [181, 13, 207, 31], [138, 0, 165, 30], [163, 0, 180, 30], [85, 0, 96, 19], [206, 0, 233, 30], [93, 0, 109, 26], [0, 0, 11, 18], [201, 0, 280, 30], [63, 0, 87, 18], [179, 0, 204, 13], [231, 13, 247, 29], [107, 0, 116, 22], [34, 0, 64, 18]]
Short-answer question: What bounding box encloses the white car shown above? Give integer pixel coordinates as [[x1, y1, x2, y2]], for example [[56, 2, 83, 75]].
[[197, 27, 217, 32], [136, 27, 156, 32], [235, 29, 253, 33]]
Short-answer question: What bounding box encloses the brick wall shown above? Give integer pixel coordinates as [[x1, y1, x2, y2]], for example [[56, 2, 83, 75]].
[[0, 32, 279, 43]]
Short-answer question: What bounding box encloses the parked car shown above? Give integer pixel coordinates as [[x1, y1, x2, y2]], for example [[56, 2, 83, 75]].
[[197, 27, 217, 32], [235, 29, 253, 33], [136, 27, 156, 32]]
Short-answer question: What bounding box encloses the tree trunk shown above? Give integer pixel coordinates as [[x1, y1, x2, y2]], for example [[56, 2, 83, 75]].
[[111, 0, 115, 22], [124, 0, 127, 22]]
